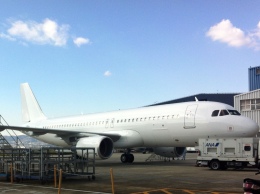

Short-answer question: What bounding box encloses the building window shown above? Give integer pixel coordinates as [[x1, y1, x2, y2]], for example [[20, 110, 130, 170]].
[[241, 98, 260, 111], [256, 68, 260, 75]]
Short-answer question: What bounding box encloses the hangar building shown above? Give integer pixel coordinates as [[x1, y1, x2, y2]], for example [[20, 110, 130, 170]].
[[234, 66, 260, 131], [151, 93, 240, 107], [234, 90, 260, 125]]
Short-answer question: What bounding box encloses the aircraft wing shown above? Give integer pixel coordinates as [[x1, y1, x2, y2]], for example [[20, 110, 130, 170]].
[[0, 125, 121, 142]]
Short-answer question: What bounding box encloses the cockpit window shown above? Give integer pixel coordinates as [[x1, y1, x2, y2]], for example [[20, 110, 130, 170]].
[[228, 110, 241, 116], [211, 110, 219, 117], [212, 109, 241, 117], [219, 109, 229, 116]]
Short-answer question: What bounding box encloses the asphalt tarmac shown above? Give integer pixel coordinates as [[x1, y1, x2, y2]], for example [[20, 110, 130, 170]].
[[0, 153, 258, 194]]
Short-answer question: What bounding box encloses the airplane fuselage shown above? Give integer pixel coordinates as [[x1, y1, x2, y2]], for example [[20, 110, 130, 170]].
[[24, 101, 258, 148]]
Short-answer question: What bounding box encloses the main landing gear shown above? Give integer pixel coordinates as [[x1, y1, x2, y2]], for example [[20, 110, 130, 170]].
[[120, 149, 134, 163]]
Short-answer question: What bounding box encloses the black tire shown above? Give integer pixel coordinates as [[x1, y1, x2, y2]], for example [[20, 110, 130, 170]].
[[121, 154, 128, 163], [210, 160, 220, 170], [128, 154, 134, 163]]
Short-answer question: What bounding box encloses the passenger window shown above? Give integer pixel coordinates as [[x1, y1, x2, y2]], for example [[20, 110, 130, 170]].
[[219, 110, 229, 116], [211, 110, 219, 117]]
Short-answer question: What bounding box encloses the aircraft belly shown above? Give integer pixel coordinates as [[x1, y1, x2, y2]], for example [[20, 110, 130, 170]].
[[136, 123, 175, 147], [152, 129, 172, 146], [113, 130, 144, 148]]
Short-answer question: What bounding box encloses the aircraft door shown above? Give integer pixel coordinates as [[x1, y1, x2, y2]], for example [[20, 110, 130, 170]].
[[184, 105, 198, 129]]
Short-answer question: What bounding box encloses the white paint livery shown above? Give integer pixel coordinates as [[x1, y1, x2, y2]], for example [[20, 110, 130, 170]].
[[0, 83, 258, 163]]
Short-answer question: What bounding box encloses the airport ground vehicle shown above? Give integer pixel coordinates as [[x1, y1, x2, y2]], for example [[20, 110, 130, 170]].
[[196, 138, 260, 170]]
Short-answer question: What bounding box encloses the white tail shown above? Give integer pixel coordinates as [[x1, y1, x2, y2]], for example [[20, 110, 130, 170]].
[[20, 83, 46, 122]]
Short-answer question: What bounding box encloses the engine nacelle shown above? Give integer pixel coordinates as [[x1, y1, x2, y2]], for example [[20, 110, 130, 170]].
[[153, 147, 186, 158], [76, 136, 114, 160]]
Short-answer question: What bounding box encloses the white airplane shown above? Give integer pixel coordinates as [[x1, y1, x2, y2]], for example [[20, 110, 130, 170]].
[[0, 83, 258, 163]]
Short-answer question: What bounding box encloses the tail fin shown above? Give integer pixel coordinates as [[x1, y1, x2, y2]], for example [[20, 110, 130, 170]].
[[20, 83, 46, 122]]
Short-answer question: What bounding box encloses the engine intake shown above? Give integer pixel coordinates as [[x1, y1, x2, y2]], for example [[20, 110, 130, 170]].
[[76, 136, 114, 160]]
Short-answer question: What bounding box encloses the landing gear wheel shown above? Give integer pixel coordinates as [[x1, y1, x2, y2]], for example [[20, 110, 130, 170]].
[[128, 154, 134, 163], [121, 154, 128, 163], [121, 153, 134, 163], [210, 160, 220, 170]]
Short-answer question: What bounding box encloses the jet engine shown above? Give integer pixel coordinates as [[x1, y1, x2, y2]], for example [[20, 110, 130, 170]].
[[153, 147, 186, 158], [76, 136, 114, 160]]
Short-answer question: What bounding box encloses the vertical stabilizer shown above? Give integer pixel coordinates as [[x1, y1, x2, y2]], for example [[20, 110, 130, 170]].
[[20, 83, 46, 122]]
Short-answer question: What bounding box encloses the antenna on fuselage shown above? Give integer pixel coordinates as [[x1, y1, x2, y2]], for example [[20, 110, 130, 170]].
[[195, 97, 199, 102]]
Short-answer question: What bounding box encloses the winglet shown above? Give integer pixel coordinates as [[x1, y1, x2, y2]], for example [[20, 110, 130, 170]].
[[20, 83, 46, 122]]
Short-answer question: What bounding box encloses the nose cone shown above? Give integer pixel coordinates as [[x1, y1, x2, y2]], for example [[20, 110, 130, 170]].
[[242, 117, 259, 136]]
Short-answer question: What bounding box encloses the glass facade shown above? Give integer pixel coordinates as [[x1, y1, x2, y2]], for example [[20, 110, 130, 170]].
[[249, 66, 260, 91]]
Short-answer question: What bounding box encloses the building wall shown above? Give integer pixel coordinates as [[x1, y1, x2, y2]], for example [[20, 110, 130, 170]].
[[249, 66, 260, 91], [234, 89, 260, 127]]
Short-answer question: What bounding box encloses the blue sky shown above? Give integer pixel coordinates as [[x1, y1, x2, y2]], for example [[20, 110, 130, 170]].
[[1, 1, 260, 125]]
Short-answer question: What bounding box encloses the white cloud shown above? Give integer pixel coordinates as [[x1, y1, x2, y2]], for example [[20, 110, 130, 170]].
[[5, 18, 69, 46], [73, 37, 90, 47], [206, 19, 251, 47], [0, 33, 16, 41], [1, 18, 91, 47], [206, 19, 260, 50], [104, 71, 112, 77], [0, 18, 91, 48]]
